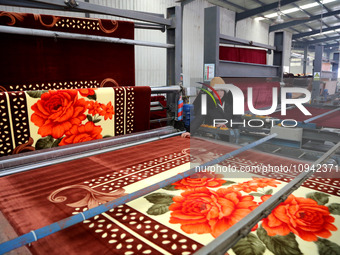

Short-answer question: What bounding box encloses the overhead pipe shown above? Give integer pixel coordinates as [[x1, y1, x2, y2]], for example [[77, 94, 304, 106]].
[[0, 25, 175, 48]]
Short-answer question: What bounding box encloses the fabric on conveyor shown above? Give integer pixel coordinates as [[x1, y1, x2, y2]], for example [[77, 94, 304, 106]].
[[0, 86, 150, 156], [271, 106, 340, 129], [219, 46, 267, 65], [222, 78, 280, 111], [0, 11, 135, 91], [0, 136, 339, 254]]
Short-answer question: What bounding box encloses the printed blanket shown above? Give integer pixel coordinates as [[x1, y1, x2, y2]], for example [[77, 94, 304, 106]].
[[0, 136, 339, 254], [0, 11, 135, 91], [0, 87, 150, 157]]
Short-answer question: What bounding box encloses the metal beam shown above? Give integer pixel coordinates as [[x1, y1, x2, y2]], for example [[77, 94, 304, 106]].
[[236, 0, 297, 21], [0, 0, 84, 12], [218, 61, 279, 78], [0, 126, 175, 171], [293, 25, 340, 40], [208, 0, 247, 11], [304, 36, 340, 45], [269, 9, 340, 32], [324, 43, 340, 48], [220, 34, 276, 50], [26, 0, 171, 25]]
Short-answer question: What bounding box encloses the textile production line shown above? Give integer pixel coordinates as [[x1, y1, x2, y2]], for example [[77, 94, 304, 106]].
[[200, 5, 340, 165], [0, 2, 340, 255]]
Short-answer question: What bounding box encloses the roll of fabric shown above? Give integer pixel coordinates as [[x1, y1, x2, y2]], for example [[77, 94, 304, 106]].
[[0, 11, 135, 91]]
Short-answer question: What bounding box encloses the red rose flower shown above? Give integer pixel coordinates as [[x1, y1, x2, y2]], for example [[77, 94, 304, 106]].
[[87, 101, 103, 116], [78, 88, 96, 97], [262, 194, 337, 241], [231, 178, 280, 193], [99, 101, 114, 120], [169, 187, 257, 237], [250, 178, 280, 188], [172, 173, 226, 190], [59, 121, 102, 146], [31, 90, 87, 138]]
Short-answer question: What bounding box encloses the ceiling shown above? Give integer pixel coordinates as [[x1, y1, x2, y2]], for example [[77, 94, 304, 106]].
[[207, 0, 340, 51]]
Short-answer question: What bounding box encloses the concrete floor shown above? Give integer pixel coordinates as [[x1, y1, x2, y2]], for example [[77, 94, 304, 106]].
[[0, 211, 31, 255]]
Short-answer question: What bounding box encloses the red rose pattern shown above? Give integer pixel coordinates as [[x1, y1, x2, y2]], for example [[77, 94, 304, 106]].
[[31, 90, 87, 138], [261, 194, 337, 241], [172, 173, 226, 190], [169, 187, 257, 238], [59, 121, 102, 146], [31, 89, 114, 145]]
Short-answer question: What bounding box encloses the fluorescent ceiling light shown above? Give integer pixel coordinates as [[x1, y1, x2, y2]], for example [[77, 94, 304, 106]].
[[261, 1, 321, 20], [265, 13, 278, 18], [255, 17, 265, 21], [322, 30, 335, 34], [300, 3, 319, 9], [282, 7, 299, 14], [309, 30, 337, 37], [323, 0, 336, 4]]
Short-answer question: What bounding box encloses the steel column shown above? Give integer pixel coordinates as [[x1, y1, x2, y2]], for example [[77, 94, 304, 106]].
[[166, 6, 182, 124], [332, 52, 339, 80], [303, 45, 308, 75], [312, 45, 323, 100], [166, 6, 182, 86], [204, 6, 220, 81], [273, 31, 285, 81]]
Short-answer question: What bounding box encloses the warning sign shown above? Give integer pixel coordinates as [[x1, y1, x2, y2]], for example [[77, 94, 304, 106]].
[[314, 72, 320, 80]]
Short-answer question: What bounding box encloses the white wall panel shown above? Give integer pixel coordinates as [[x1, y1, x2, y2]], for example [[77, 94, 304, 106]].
[[236, 18, 269, 45]]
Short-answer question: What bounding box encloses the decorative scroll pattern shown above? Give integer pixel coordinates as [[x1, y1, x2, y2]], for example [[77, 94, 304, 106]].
[[34, 13, 60, 28], [66, 150, 200, 254], [0, 11, 24, 25], [48, 185, 126, 209]]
